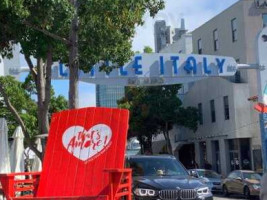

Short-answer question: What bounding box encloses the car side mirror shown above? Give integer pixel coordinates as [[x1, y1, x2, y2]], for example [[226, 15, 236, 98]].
[[189, 171, 198, 178]]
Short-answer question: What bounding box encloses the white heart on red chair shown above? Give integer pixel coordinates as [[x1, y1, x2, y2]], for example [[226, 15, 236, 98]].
[[62, 124, 112, 161]]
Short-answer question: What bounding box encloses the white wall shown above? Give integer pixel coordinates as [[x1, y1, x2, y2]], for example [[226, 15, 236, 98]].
[[192, 1, 247, 63], [177, 77, 261, 149], [182, 78, 236, 140]]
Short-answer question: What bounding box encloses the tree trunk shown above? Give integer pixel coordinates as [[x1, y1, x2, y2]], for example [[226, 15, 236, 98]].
[[68, 0, 79, 109], [166, 132, 173, 155], [137, 135, 144, 154], [163, 122, 173, 155], [35, 48, 52, 137], [69, 62, 79, 109], [23, 48, 52, 159], [36, 58, 46, 135], [42, 47, 53, 135], [139, 135, 153, 155], [145, 136, 153, 154]]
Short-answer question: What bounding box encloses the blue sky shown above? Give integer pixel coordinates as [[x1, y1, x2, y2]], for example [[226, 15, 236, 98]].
[[21, 0, 239, 108]]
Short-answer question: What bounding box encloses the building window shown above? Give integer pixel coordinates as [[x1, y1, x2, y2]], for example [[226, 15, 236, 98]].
[[198, 103, 203, 125], [228, 139, 240, 171], [224, 96, 230, 120], [231, 18, 237, 42], [263, 14, 267, 27], [198, 39, 202, 54], [213, 29, 219, 51], [210, 100, 216, 123]]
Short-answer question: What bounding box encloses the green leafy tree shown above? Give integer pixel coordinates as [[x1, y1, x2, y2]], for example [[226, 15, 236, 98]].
[[143, 46, 153, 53], [0, 76, 68, 155], [118, 85, 199, 155], [0, 0, 164, 156], [0, 0, 72, 158], [0, 76, 37, 138], [69, 0, 165, 108], [118, 87, 158, 154], [0, 0, 165, 109]]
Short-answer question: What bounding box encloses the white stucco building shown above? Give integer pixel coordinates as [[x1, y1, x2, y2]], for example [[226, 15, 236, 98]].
[[185, 0, 267, 176], [153, 0, 267, 176]]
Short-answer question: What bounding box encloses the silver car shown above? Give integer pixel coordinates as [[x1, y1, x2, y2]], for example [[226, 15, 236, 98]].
[[222, 170, 262, 199], [189, 169, 222, 192]]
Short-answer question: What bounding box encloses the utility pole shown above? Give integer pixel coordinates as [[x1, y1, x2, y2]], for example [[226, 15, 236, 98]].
[[236, 27, 267, 172], [256, 27, 267, 172]]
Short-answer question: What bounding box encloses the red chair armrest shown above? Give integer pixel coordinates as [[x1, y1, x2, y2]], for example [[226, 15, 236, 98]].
[[0, 172, 41, 200], [0, 172, 41, 178], [104, 168, 132, 200]]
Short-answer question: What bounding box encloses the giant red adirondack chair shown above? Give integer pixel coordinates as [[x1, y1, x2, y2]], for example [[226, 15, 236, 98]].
[[0, 107, 132, 200]]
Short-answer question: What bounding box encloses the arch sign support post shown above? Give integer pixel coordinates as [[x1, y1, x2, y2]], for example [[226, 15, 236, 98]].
[[53, 27, 267, 172], [255, 27, 267, 173]]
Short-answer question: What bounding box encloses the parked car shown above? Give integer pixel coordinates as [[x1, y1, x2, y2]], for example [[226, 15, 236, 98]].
[[188, 169, 222, 192], [222, 170, 262, 199], [260, 173, 267, 200], [127, 155, 213, 200]]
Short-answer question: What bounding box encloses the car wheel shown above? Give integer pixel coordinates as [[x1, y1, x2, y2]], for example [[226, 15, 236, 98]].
[[223, 185, 229, 197], [244, 186, 250, 199]]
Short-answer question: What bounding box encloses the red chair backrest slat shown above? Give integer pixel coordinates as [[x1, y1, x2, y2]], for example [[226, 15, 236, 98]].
[[37, 107, 129, 197]]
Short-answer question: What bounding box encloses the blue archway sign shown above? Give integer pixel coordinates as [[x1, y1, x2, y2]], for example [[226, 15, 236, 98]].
[[53, 54, 238, 86]]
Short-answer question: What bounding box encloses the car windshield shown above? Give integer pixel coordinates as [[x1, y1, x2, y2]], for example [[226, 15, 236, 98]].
[[243, 172, 262, 180], [129, 157, 188, 177], [197, 170, 220, 179]]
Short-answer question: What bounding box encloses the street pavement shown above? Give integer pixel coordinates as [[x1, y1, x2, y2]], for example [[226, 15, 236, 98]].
[[214, 197, 245, 200], [213, 194, 257, 200]]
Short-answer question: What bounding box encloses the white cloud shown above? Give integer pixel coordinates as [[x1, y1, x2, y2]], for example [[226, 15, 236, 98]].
[[132, 0, 238, 52]]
